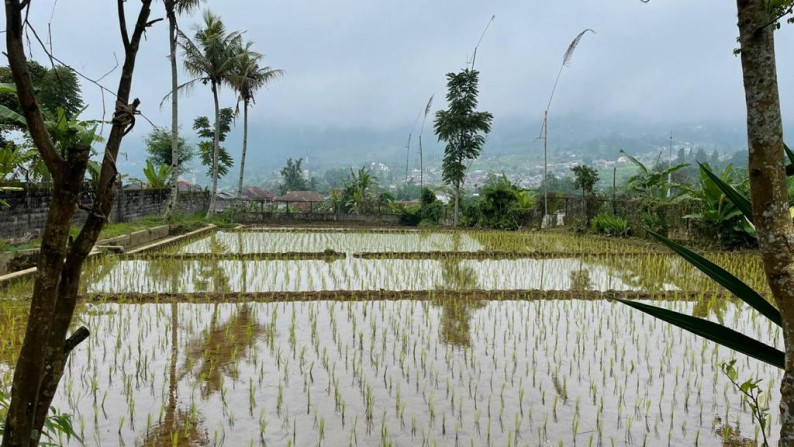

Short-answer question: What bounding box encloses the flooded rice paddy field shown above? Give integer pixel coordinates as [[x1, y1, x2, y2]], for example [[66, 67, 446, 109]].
[[0, 229, 781, 446]]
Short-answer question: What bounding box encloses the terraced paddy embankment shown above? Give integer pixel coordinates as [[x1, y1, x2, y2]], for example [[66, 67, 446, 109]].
[[0, 228, 779, 446]]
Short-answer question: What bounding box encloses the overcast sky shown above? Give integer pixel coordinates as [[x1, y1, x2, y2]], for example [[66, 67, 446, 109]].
[[15, 0, 794, 171]]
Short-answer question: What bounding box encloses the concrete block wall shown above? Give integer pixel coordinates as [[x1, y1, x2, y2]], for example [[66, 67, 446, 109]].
[[0, 187, 209, 240]]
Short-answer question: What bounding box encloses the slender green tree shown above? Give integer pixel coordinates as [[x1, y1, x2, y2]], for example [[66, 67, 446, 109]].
[[433, 69, 493, 226], [162, 0, 203, 219], [278, 158, 308, 194], [571, 164, 599, 223], [144, 127, 194, 169], [228, 40, 283, 199], [178, 10, 241, 217], [194, 108, 234, 179]]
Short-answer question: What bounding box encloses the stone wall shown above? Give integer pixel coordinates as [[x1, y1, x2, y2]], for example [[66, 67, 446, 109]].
[[0, 187, 209, 240]]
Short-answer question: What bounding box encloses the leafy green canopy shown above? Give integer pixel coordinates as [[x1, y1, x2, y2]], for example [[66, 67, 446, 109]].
[[571, 164, 599, 194], [279, 158, 309, 194], [144, 127, 194, 171], [193, 108, 234, 178], [0, 62, 84, 148], [434, 69, 493, 190]]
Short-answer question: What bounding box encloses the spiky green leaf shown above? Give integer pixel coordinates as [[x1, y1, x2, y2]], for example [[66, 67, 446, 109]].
[[697, 162, 754, 224], [616, 299, 783, 369], [648, 229, 780, 326]]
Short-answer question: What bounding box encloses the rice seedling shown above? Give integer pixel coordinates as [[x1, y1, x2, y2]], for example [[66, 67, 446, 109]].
[[0, 228, 778, 445]]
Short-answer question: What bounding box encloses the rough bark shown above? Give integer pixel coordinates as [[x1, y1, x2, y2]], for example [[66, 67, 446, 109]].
[[163, 3, 180, 219], [2, 1, 154, 445], [206, 82, 221, 218], [237, 98, 249, 199], [735, 0, 794, 444]]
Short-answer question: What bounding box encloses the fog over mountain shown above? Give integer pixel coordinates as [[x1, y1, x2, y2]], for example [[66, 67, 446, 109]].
[[18, 0, 794, 183]]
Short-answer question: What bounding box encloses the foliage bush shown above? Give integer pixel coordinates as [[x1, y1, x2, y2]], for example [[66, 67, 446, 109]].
[[684, 163, 756, 249], [464, 177, 535, 230], [591, 214, 630, 237], [399, 187, 443, 226]]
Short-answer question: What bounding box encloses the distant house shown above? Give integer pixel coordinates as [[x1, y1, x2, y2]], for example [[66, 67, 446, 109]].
[[215, 191, 236, 211], [276, 190, 325, 212], [241, 186, 275, 202], [177, 180, 200, 192]]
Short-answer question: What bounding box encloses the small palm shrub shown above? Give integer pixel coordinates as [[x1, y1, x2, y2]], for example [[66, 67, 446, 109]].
[[591, 214, 630, 237]]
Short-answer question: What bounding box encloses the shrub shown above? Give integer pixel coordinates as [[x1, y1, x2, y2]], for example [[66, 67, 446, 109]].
[[591, 214, 630, 237], [399, 188, 444, 226], [464, 179, 535, 230], [399, 205, 421, 226]]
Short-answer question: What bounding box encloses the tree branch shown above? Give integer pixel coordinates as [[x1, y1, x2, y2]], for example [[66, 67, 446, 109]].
[[71, 0, 155, 261], [118, 0, 130, 50], [63, 326, 90, 354]]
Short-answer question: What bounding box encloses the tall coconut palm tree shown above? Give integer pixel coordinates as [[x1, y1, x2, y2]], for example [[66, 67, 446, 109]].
[[162, 0, 204, 219], [228, 41, 284, 199], [178, 10, 242, 217]]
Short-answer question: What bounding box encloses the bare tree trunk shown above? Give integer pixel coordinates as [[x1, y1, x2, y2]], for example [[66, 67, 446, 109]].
[[735, 1, 794, 444], [419, 134, 424, 205], [237, 98, 249, 199], [454, 184, 459, 227], [206, 82, 221, 218], [163, 6, 180, 219], [2, 1, 154, 445]]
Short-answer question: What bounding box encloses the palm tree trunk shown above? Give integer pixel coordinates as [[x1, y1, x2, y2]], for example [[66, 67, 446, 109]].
[[206, 82, 221, 218], [163, 9, 179, 219], [237, 98, 249, 200], [735, 1, 794, 444]]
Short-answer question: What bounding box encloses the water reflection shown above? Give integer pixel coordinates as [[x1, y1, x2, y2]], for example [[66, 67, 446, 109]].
[[434, 258, 484, 347], [140, 304, 209, 446], [193, 237, 231, 293], [180, 305, 268, 398], [568, 261, 592, 292], [692, 294, 728, 325]]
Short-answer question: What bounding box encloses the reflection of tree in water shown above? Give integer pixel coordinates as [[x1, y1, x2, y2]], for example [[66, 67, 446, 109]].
[[438, 257, 478, 291], [433, 257, 484, 347], [181, 304, 268, 398], [691, 294, 727, 326], [145, 257, 186, 293], [568, 263, 592, 292], [193, 236, 231, 293], [141, 305, 210, 446], [80, 256, 121, 293], [594, 256, 731, 322]]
